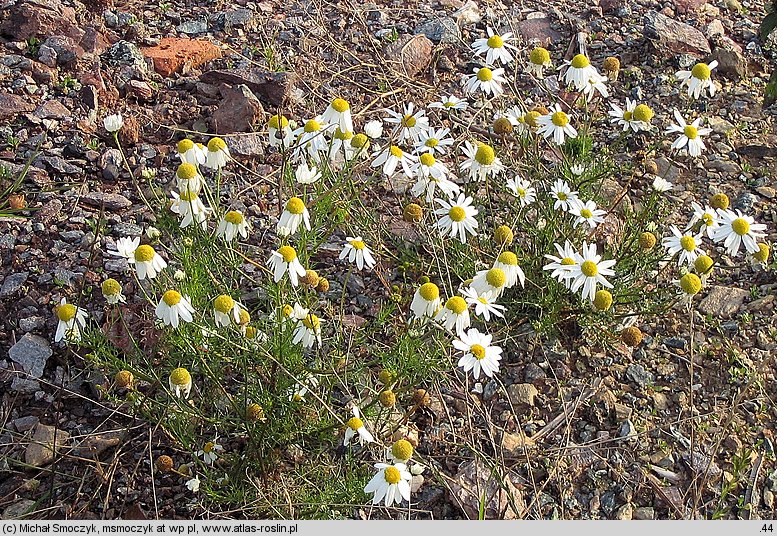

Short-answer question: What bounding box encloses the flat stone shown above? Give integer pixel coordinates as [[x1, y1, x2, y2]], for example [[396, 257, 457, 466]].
[[413, 17, 461, 44], [0, 0, 83, 42], [177, 19, 208, 35], [1, 272, 28, 297], [19, 316, 45, 332], [673, 0, 706, 13], [507, 383, 539, 406], [755, 186, 776, 199], [626, 364, 654, 388], [101, 40, 148, 72], [699, 285, 750, 317], [2, 499, 36, 520], [226, 133, 263, 157], [385, 34, 433, 78], [0, 93, 34, 121], [25, 423, 70, 467], [200, 68, 298, 106], [32, 198, 62, 224], [10, 416, 39, 433], [710, 46, 746, 80], [633, 506, 655, 520], [514, 17, 562, 45], [72, 431, 123, 457], [9, 333, 52, 379], [33, 99, 72, 120], [644, 11, 710, 56], [211, 84, 264, 134], [142, 37, 222, 77], [81, 192, 132, 210], [10, 377, 41, 394]]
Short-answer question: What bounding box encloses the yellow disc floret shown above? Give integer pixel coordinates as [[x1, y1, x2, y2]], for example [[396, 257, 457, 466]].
[[349, 239, 366, 250], [331, 98, 350, 112], [753, 243, 770, 264], [691, 62, 711, 80], [351, 133, 369, 148], [524, 111, 541, 128], [570, 54, 590, 69], [346, 417, 364, 431], [419, 282, 440, 301], [115, 370, 134, 388], [163, 290, 182, 306], [286, 197, 306, 215], [494, 225, 514, 246], [238, 308, 250, 325], [214, 294, 235, 314], [487, 34, 504, 48], [683, 125, 698, 140], [593, 289, 613, 311], [384, 466, 401, 484], [530, 47, 550, 65], [474, 143, 496, 165], [485, 268, 506, 288], [134, 245, 156, 263], [639, 232, 657, 250], [268, 114, 289, 129], [694, 254, 714, 275], [389, 145, 403, 158], [278, 246, 297, 263], [632, 104, 654, 123], [207, 137, 227, 152], [176, 163, 197, 180], [731, 218, 750, 236], [102, 278, 122, 297], [448, 206, 466, 222], [225, 210, 244, 225], [497, 251, 518, 266], [302, 314, 320, 330], [420, 153, 436, 167], [446, 296, 468, 315], [580, 260, 598, 277], [177, 139, 194, 154], [169, 367, 191, 386], [470, 344, 486, 360], [245, 403, 265, 422], [551, 111, 569, 127], [304, 119, 321, 133], [710, 193, 729, 210], [680, 235, 696, 251], [476, 67, 493, 82], [379, 390, 396, 408], [391, 439, 413, 461], [679, 273, 702, 295]]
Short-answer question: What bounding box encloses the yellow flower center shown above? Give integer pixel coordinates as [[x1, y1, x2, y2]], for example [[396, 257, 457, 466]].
[[334, 128, 353, 140], [389, 145, 403, 158], [351, 133, 369, 148], [102, 278, 121, 297], [225, 210, 244, 225], [349, 239, 366, 250], [331, 98, 350, 113], [476, 67, 493, 82], [487, 34, 504, 48], [474, 143, 495, 165], [282, 304, 294, 317], [551, 111, 569, 127], [238, 309, 250, 325], [286, 197, 306, 215], [470, 344, 486, 360], [401, 115, 417, 128], [134, 245, 155, 263], [623, 111, 633, 121], [56, 303, 77, 322], [731, 218, 750, 236], [214, 294, 234, 314], [684, 125, 698, 140], [176, 163, 197, 180], [162, 290, 182, 306], [169, 367, 191, 386], [384, 466, 401, 484], [593, 289, 613, 311], [203, 442, 215, 453], [580, 260, 598, 277], [419, 282, 439, 301], [448, 206, 466, 222], [485, 268, 506, 288], [680, 273, 702, 295], [446, 296, 468, 315], [420, 153, 436, 167], [443, 101, 455, 108], [710, 193, 729, 210], [680, 235, 696, 251], [268, 114, 289, 129], [244, 326, 257, 339], [753, 243, 770, 263], [691, 62, 711, 80], [639, 232, 657, 249], [391, 439, 413, 461], [557, 191, 568, 201], [561, 257, 576, 266], [570, 54, 590, 69], [179, 190, 198, 202], [346, 417, 363, 430], [302, 314, 320, 330], [497, 251, 518, 266], [530, 47, 550, 65], [632, 104, 654, 123], [245, 403, 264, 421], [580, 208, 593, 219], [425, 137, 439, 148], [694, 255, 714, 275], [524, 111, 541, 128], [278, 246, 297, 263], [177, 139, 194, 153], [702, 213, 714, 226], [207, 137, 227, 152], [304, 119, 321, 133]]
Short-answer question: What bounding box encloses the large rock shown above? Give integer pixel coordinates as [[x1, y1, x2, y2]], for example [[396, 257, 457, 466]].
[[699, 285, 749, 317], [211, 84, 265, 134], [710, 46, 746, 80], [673, 0, 706, 13], [9, 333, 52, 379], [0, 0, 83, 41], [0, 93, 34, 121], [514, 17, 562, 45], [413, 17, 461, 44], [448, 459, 525, 519], [385, 34, 433, 78], [507, 383, 539, 406], [25, 423, 70, 467], [200, 68, 298, 106], [141, 38, 222, 77], [644, 11, 710, 56]]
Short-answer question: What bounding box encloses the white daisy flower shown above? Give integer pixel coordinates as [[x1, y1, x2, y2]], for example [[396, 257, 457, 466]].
[[506, 176, 536, 207], [108, 236, 140, 260], [364, 120, 384, 139], [155, 290, 195, 329], [292, 117, 333, 162], [550, 179, 579, 212], [471, 268, 509, 299], [321, 97, 354, 134], [413, 152, 449, 181], [328, 127, 356, 162], [103, 113, 123, 133], [101, 278, 126, 305], [570, 200, 607, 229], [216, 210, 250, 241], [295, 161, 321, 184], [288, 373, 320, 402], [688, 202, 719, 239], [410, 282, 442, 321], [277, 197, 311, 236], [568, 241, 617, 303], [292, 308, 322, 348], [176, 139, 206, 166], [344, 406, 374, 446], [712, 209, 767, 257], [453, 328, 503, 380], [493, 251, 525, 288], [196, 439, 224, 465], [434, 295, 471, 335], [434, 194, 479, 244], [414, 126, 454, 155], [213, 294, 242, 328], [171, 190, 210, 229], [185, 477, 200, 492], [175, 162, 203, 195], [339, 236, 377, 270], [580, 72, 609, 100], [268, 114, 294, 149], [267, 246, 306, 286], [465, 66, 506, 97], [471, 27, 518, 65], [459, 141, 504, 182], [428, 95, 468, 111], [526, 46, 552, 77], [364, 463, 412, 507], [371, 144, 417, 177], [608, 99, 650, 133], [676, 60, 718, 100], [543, 241, 579, 288], [384, 103, 429, 142], [130, 244, 167, 280], [662, 225, 706, 267], [562, 54, 602, 91], [54, 298, 88, 343], [411, 167, 460, 202], [652, 177, 674, 193], [204, 137, 230, 170], [537, 104, 578, 145], [169, 367, 192, 398], [570, 164, 586, 176], [666, 109, 711, 158], [460, 286, 505, 321]]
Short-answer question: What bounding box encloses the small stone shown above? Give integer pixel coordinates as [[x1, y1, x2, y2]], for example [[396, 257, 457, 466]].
[[25, 423, 70, 467], [673, 0, 706, 13], [413, 17, 460, 44], [707, 116, 735, 134], [2, 499, 36, 520], [644, 11, 710, 56], [633, 506, 655, 520], [10, 377, 41, 394], [9, 333, 52, 379], [614, 402, 632, 421], [711, 46, 746, 80], [19, 316, 45, 332], [226, 133, 263, 157], [141, 38, 222, 77], [501, 432, 535, 454], [507, 383, 539, 406], [410, 474, 424, 493], [99, 148, 123, 181], [524, 362, 546, 382], [1, 272, 28, 296], [72, 431, 123, 457], [81, 192, 132, 210], [733, 192, 758, 212], [0, 93, 35, 121], [33, 99, 72, 120], [698, 286, 749, 317], [652, 392, 670, 410], [385, 34, 433, 78], [41, 35, 83, 65], [626, 364, 654, 388], [211, 84, 265, 134], [514, 17, 562, 45], [618, 419, 638, 440], [615, 502, 633, 520], [200, 69, 298, 106], [756, 186, 776, 199], [10, 416, 39, 432], [222, 9, 257, 33], [177, 19, 208, 35], [705, 19, 725, 38], [101, 40, 148, 72]]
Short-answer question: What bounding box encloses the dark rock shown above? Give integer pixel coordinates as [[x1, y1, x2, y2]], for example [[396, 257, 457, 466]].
[[11, 377, 41, 394], [41, 35, 83, 65], [101, 40, 148, 72], [33, 198, 63, 224], [710, 46, 746, 80], [1, 272, 28, 297], [99, 149, 123, 181], [733, 191, 758, 212], [200, 68, 298, 106], [514, 17, 562, 45], [385, 34, 433, 78], [37, 44, 58, 67], [524, 362, 547, 383], [0, 0, 84, 42], [34, 155, 81, 175], [644, 11, 710, 56], [33, 99, 72, 120], [663, 337, 688, 350], [212, 84, 265, 134], [625, 364, 654, 388], [9, 333, 52, 379], [413, 17, 461, 44], [177, 19, 208, 35], [81, 192, 132, 210], [222, 9, 257, 33]]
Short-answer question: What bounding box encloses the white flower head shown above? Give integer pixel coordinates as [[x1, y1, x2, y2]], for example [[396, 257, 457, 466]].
[[295, 161, 322, 184], [104, 113, 123, 133], [471, 27, 518, 65], [428, 95, 468, 111], [277, 197, 311, 236], [550, 179, 579, 212], [568, 241, 616, 303], [676, 60, 718, 99], [662, 225, 706, 267], [54, 298, 88, 343], [339, 236, 377, 271], [537, 104, 578, 145], [212, 294, 243, 328], [526, 46, 552, 77], [267, 246, 306, 286], [471, 268, 509, 300], [652, 176, 674, 193], [344, 406, 374, 446], [453, 328, 503, 380], [465, 66, 506, 97], [414, 126, 454, 155], [364, 463, 412, 507], [292, 116, 333, 162], [608, 99, 650, 133], [506, 176, 536, 207], [196, 439, 224, 465], [321, 97, 354, 134], [570, 199, 607, 229], [460, 286, 505, 321], [493, 251, 525, 288], [562, 54, 601, 91], [268, 114, 294, 149], [216, 210, 250, 241], [384, 102, 429, 142], [204, 137, 231, 170], [666, 109, 711, 158], [688, 202, 719, 239], [171, 190, 210, 229], [434, 194, 479, 244], [108, 236, 140, 260], [130, 244, 167, 280], [434, 295, 471, 335], [712, 209, 767, 257], [156, 290, 195, 329], [410, 282, 442, 321], [176, 139, 206, 166], [543, 241, 579, 288], [459, 141, 504, 182], [185, 477, 200, 492], [292, 309, 323, 348], [364, 120, 384, 139], [371, 144, 417, 178]]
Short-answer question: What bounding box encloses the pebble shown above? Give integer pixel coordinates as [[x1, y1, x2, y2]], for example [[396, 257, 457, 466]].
[[81, 192, 132, 210], [10, 377, 41, 394], [618, 419, 638, 440], [663, 337, 688, 350], [733, 192, 758, 212], [1, 272, 28, 296], [633, 506, 655, 519], [19, 316, 45, 332], [507, 383, 539, 406], [698, 285, 750, 317], [25, 423, 71, 467], [625, 364, 654, 388], [524, 362, 547, 382], [413, 17, 461, 44], [8, 333, 52, 379]]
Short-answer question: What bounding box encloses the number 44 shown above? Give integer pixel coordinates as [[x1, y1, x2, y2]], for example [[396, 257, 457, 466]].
[[762, 524, 773, 533]]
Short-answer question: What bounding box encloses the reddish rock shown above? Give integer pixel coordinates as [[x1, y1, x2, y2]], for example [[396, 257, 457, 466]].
[[200, 69, 297, 106], [141, 38, 222, 77], [514, 17, 563, 45], [0, 0, 83, 41], [673, 0, 706, 13], [385, 34, 433, 78], [211, 84, 265, 134], [0, 93, 34, 121], [644, 11, 710, 56], [33, 99, 72, 120]]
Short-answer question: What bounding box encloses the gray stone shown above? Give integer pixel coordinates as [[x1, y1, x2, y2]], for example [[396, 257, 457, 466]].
[[514, 17, 562, 45], [41, 35, 83, 65], [2, 499, 36, 519], [226, 133, 263, 157], [663, 337, 688, 350], [1, 272, 28, 296], [733, 192, 758, 212], [101, 40, 148, 72], [707, 116, 735, 134], [177, 19, 208, 35], [699, 285, 749, 317], [81, 192, 132, 210], [9, 333, 52, 379], [413, 17, 461, 44], [507, 383, 539, 406], [633, 506, 655, 520], [10, 377, 41, 394], [644, 11, 710, 56], [99, 148, 123, 181], [626, 364, 653, 388], [711, 46, 746, 80], [10, 416, 39, 432], [524, 362, 547, 382], [19, 316, 45, 332], [222, 9, 256, 33], [756, 186, 776, 199], [25, 423, 70, 467], [618, 419, 638, 440]]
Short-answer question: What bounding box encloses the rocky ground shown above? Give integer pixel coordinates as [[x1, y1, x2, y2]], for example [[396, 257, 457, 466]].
[[1, 0, 777, 521]]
